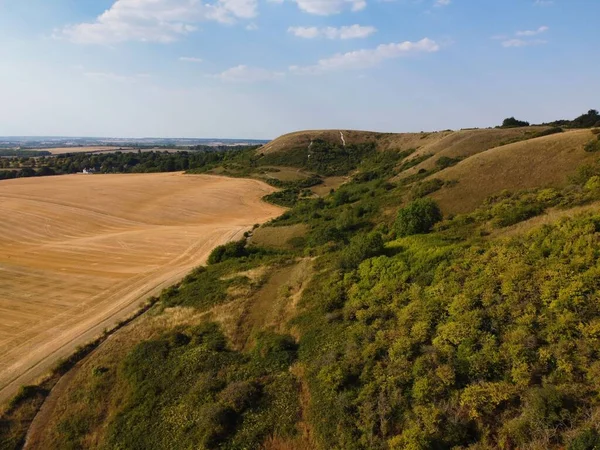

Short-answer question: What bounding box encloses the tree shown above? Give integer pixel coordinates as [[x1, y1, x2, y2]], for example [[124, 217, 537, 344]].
[[570, 109, 600, 128], [395, 198, 443, 236], [501, 117, 530, 128], [339, 231, 384, 269]]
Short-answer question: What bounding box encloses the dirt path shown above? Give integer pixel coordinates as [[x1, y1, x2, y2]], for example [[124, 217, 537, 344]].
[[0, 173, 283, 404]]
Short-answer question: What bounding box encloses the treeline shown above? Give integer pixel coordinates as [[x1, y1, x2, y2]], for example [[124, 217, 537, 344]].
[[501, 109, 600, 129], [0, 149, 52, 157], [0, 147, 259, 180]]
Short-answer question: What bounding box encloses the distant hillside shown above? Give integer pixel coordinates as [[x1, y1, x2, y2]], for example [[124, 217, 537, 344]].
[[259, 126, 549, 158], [258, 126, 597, 214]]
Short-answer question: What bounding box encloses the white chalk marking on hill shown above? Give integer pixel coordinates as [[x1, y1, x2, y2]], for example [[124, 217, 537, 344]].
[[340, 131, 346, 147]]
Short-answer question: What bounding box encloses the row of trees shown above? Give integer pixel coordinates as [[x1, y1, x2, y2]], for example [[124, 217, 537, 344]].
[[0, 147, 259, 180], [501, 109, 600, 129]]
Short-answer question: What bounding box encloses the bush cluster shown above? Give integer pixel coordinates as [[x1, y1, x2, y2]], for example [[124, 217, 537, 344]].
[[395, 198, 443, 236]]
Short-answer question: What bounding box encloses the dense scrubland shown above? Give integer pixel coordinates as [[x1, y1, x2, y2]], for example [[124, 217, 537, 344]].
[[3, 111, 600, 450]]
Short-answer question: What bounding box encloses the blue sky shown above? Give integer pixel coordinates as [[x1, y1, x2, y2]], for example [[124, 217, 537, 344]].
[[0, 0, 597, 139]]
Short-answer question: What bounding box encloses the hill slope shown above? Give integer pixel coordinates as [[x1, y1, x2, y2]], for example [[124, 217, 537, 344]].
[[4, 122, 600, 450], [430, 129, 595, 213]]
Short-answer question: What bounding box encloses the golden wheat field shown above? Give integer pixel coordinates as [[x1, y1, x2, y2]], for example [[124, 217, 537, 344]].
[[0, 173, 282, 402]]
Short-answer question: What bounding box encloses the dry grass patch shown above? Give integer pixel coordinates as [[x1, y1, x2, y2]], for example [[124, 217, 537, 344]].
[[251, 224, 308, 249], [430, 129, 596, 214], [257, 166, 314, 182], [217, 259, 313, 350], [310, 176, 348, 196], [396, 126, 551, 178]]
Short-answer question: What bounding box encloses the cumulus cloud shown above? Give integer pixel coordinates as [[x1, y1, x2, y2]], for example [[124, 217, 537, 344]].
[[290, 37, 439, 74], [215, 65, 284, 82], [269, 0, 366, 15], [516, 25, 549, 36], [60, 0, 258, 44], [288, 24, 376, 39]]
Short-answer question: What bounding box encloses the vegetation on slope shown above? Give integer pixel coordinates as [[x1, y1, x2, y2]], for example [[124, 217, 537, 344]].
[[3, 111, 600, 450]]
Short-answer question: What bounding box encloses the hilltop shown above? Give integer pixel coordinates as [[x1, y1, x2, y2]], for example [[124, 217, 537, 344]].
[[256, 124, 596, 214]]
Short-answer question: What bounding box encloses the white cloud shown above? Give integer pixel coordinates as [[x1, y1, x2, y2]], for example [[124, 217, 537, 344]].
[[288, 24, 376, 39], [290, 37, 439, 74], [245, 22, 259, 30], [179, 56, 203, 62], [494, 25, 549, 47], [516, 25, 549, 36], [534, 0, 553, 6], [272, 0, 366, 15], [501, 38, 547, 48], [215, 65, 284, 82], [60, 0, 258, 44], [289, 26, 320, 38], [434, 0, 451, 6]]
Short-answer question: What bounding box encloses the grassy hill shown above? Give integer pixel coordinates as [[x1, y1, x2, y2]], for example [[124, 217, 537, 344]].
[[259, 126, 548, 158], [430, 129, 596, 213], [4, 116, 600, 450]]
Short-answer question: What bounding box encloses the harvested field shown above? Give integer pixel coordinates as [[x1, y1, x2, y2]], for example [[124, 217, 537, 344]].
[[43, 146, 134, 155], [0, 173, 283, 403]]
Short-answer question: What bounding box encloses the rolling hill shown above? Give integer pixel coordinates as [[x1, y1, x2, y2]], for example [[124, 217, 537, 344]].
[[4, 118, 600, 450]]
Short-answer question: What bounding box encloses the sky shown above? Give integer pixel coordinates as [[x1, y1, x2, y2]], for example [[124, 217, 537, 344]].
[[0, 0, 598, 139]]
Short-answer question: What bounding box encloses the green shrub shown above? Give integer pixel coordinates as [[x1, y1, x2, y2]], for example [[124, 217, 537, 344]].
[[533, 126, 564, 138], [7, 385, 47, 411], [263, 188, 300, 207], [410, 178, 445, 199], [569, 428, 600, 450], [493, 202, 544, 227], [435, 156, 461, 169], [218, 381, 260, 413], [398, 153, 433, 172], [395, 198, 443, 236], [208, 240, 248, 264], [104, 324, 299, 450], [584, 137, 600, 153], [339, 231, 384, 269]]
